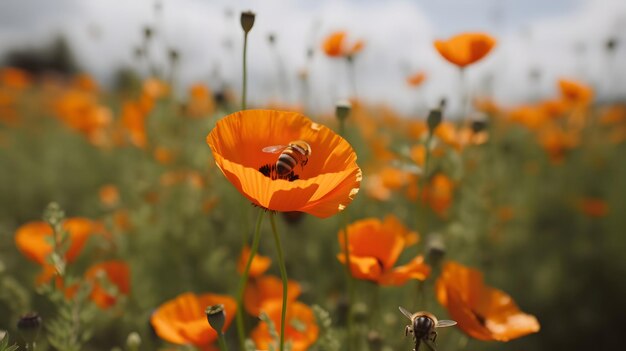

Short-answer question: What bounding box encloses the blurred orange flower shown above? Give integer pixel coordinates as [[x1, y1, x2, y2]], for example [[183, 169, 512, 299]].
[[422, 173, 455, 216], [508, 105, 548, 131], [251, 300, 318, 351], [237, 245, 272, 278], [577, 197, 609, 218], [406, 72, 427, 87], [187, 83, 216, 117], [99, 184, 120, 208], [337, 215, 428, 285], [154, 146, 175, 165], [434, 33, 497, 68], [322, 31, 365, 58], [151, 292, 236, 349], [244, 275, 302, 317], [15, 218, 98, 265], [558, 79, 593, 107], [0, 67, 31, 90], [85, 260, 130, 309], [72, 73, 99, 93], [206, 110, 361, 218], [436, 261, 540, 341]]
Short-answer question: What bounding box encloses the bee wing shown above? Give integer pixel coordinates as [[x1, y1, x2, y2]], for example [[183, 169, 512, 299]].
[[436, 320, 457, 328], [262, 145, 287, 153], [398, 306, 414, 320]]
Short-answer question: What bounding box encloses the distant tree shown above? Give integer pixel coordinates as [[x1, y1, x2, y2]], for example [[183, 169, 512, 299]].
[[2, 34, 78, 75]]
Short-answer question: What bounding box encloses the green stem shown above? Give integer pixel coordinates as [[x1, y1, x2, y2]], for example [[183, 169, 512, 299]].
[[242, 32, 249, 110], [217, 332, 228, 351], [341, 213, 354, 351], [346, 56, 357, 99], [235, 209, 265, 350], [417, 131, 433, 232], [269, 213, 288, 351]]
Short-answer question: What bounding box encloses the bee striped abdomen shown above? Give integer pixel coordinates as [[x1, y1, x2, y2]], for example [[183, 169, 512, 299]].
[[277, 150, 298, 175]]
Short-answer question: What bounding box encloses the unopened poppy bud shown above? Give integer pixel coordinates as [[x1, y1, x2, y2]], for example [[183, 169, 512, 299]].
[[240, 11, 256, 34], [168, 49, 179, 63], [335, 99, 352, 122], [205, 304, 226, 333], [426, 233, 446, 266], [606, 38, 617, 52], [17, 312, 42, 344], [471, 118, 488, 133], [352, 302, 369, 323], [143, 26, 153, 40], [126, 332, 141, 350], [427, 108, 442, 133]]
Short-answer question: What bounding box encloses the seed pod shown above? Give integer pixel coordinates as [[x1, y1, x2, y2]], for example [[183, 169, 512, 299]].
[[240, 11, 256, 34], [206, 304, 226, 333]]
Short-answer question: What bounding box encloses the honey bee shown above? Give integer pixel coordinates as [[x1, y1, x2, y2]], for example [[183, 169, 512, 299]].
[[262, 140, 312, 176], [399, 306, 457, 351]]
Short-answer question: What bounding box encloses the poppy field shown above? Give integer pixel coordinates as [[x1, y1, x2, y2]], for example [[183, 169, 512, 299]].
[[1, 4, 626, 351]]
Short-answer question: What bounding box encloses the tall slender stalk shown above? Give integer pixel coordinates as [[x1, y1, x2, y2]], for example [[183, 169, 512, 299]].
[[242, 32, 249, 110], [235, 209, 265, 350], [269, 213, 288, 351]]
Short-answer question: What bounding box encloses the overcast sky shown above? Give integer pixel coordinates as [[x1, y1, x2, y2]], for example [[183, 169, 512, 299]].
[[0, 0, 625, 115]]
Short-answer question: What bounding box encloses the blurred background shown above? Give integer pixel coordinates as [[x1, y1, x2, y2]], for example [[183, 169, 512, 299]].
[[1, 1, 626, 351], [1, 0, 625, 114]]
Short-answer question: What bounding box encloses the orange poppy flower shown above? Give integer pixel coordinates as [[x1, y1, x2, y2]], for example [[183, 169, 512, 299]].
[[151, 292, 236, 349], [206, 110, 361, 218], [0, 67, 31, 90], [422, 174, 454, 216], [187, 83, 216, 117], [244, 275, 302, 317], [558, 79, 593, 107], [99, 184, 120, 208], [15, 218, 97, 265], [406, 72, 427, 87], [322, 31, 365, 58], [577, 197, 609, 218], [508, 105, 548, 131], [154, 147, 175, 165], [436, 261, 540, 341], [120, 101, 149, 148], [251, 300, 319, 351], [434, 33, 497, 68], [72, 73, 99, 93], [84, 260, 130, 309], [237, 245, 272, 278], [337, 216, 428, 285]]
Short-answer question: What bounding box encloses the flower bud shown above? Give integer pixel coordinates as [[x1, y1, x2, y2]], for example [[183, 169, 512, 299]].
[[426, 233, 446, 266], [335, 99, 352, 122], [17, 312, 42, 345], [126, 332, 141, 350], [143, 26, 153, 40], [606, 37, 617, 52], [267, 33, 276, 45], [471, 118, 488, 133], [240, 11, 256, 34], [427, 108, 442, 133], [205, 304, 226, 333]]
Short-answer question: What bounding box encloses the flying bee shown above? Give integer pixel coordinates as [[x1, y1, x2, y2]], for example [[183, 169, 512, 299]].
[[399, 306, 457, 351], [262, 140, 312, 176]]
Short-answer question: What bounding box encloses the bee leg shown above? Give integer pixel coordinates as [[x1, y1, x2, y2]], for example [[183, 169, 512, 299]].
[[431, 330, 438, 344], [405, 325, 413, 336]]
